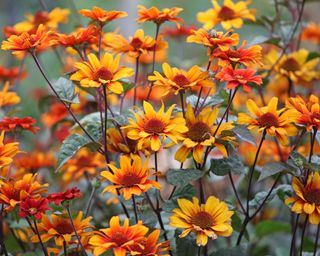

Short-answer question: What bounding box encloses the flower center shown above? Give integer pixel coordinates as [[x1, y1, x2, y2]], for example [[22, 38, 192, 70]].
[[304, 188, 320, 205], [121, 172, 142, 186], [130, 38, 143, 49], [34, 11, 50, 25], [280, 58, 301, 72], [187, 122, 212, 142], [55, 221, 74, 234], [94, 67, 113, 82], [218, 6, 236, 20], [257, 113, 279, 127], [191, 211, 214, 229], [144, 118, 165, 134], [226, 50, 241, 59], [29, 207, 38, 214], [111, 231, 128, 246], [172, 74, 190, 87]]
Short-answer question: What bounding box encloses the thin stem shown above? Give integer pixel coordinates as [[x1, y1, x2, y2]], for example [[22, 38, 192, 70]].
[[66, 206, 88, 256], [290, 215, 300, 256], [199, 177, 205, 204], [198, 246, 201, 256], [168, 186, 177, 200], [33, 218, 49, 256], [85, 186, 96, 217], [98, 24, 103, 59], [63, 240, 68, 256], [0, 206, 8, 256], [300, 216, 308, 256], [228, 172, 246, 214], [180, 91, 185, 118], [154, 151, 160, 210], [313, 224, 320, 256], [133, 56, 140, 106], [132, 195, 138, 223], [103, 85, 108, 161]]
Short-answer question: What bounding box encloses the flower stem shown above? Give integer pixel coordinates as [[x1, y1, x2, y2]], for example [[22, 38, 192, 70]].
[[154, 151, 160, 210], [290, 215, 300, 256], [313, 224, 320, 256], [32, 218, 48, 256], [133, 55, 140, 106], [300, 216, 308, 256], [180, 91, 185, 118], [63, 240, 68, 256], [228, 172, 246, 214], [0, 206, 8, 256], [132, 195, 138, 223], [66, 206, 88, 256]]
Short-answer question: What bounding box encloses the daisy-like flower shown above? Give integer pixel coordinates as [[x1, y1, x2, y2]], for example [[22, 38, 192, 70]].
[[79, 6, 127, 26], [215, 66, 262, 92], [32, 211, 93, 246], [19, 197, 52, 220], [0, 117, 39, 134], [0, 174, 48, 212], [124, 101, 188, 151], [127, 230, 170, 256], [1, 24, 53, 55], [13, 8, 69, 33], [70, 52, 134, 93], [0, 65, 26, 82], [285, 172, 320, 224], [163, 25, 197, 38], [136, 5, 183, 27], [175, 104, 234, 163], [238, 97, 298, 145], [211, 40, 262, 67], [89, 216, 148, 256], [101, 155, 160, 200], [106, 29, 161, 58], [187, 29, 239, 51], [170, 196, 233, 246], [197, 0, 256, 30], [148, 63, 215, 95], [301, 22, 320, 44], [0, 82, 21, 107], [47, 187, 82, 205], [0, 131, 19, 168], [286, 94, 320, 131]]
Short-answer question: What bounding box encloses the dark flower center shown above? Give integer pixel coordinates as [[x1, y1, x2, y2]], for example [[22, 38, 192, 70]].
[[173, 74, 190, 87], [34, 12, 50, 25], [187, 122, 212, 142], [121, 173, 142, 186], [111, 231, 128, 246], [218, 6, 236, 20], [55, 221, 74, 234], [191, 211, 214, 229], [280, 58, 301, 72], [257, 113, 279, 127], [130, 38, 143, 49], [94, 67, 113, 81], [144, 118, 165, 134], [226, 50, 241, 59], [304, 188, 320, 205]]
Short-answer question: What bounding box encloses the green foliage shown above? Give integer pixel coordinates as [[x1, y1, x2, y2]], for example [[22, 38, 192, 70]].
[[53, 77, 79, 104], [174, 230, 198, 256], [258, 162, 292, 182], [166, 169, 204, 187], [163, 184, 196, 212], [255, 220, 291, 237], [211, 246, 246, 256], [232, 125, 256, 145], [209, 155, 246, 176]]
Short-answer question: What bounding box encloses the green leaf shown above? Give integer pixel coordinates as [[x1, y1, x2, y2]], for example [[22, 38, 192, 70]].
[[258, 162, 293, 182], [211, 246, 246, 256], [185, 89, 227, 108], [163, 184, 196, 212], [209, 155, 246, 176], [307, 51, 320, 61], [53, 77, 79, 104], [121, 79, 135, 93], [247, 35, 282, 47], [166, 169, 204, 187], [232, 125, 256, 146], [255, 220, 291, 237], [290, 151, 306, 168], [175, 230, 198, 256], [56, 134, 101, 171]]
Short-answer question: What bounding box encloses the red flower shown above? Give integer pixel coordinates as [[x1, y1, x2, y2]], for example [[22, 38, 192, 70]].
[[162, 25, 197, 38], [0, 117, 39, 134], [0, 66, 27, 82], [215, 66, 262, 92], [47, 187, 82, 205], [19, 197, 52, 220]]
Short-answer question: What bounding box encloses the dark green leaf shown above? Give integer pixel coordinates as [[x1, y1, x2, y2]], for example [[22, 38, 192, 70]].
[[211, 246, 246, 256], [163, 184, 196, 212], [290, 151, 306, 168], [307, 51, 320, 61], [175, 230, 198, 256], [258, 162, 293, 182], [209, 155, 246, 176], [166, 169, 204, 187], [232, 125, 256, 146], [121, 79, 135, 92], [53, 77, 79, 104], [255, 220, 291, 237]]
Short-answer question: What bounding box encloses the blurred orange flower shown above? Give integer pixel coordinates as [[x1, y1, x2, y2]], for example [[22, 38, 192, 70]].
[[0, 131, 19, 169], [301, 22, 320, 44], [14, 151, 56, 172], [0, 117, 39, 134], [0, 82, 21, 107], [41, 102, 68, 127]]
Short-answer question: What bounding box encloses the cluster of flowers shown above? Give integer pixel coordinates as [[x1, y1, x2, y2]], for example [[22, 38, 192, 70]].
[[0, 0, 319, 255]]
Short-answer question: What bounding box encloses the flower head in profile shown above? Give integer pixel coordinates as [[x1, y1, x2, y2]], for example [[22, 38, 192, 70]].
[[286, 94, 320, 131], [70, 53, 134, 93], [14, 151, 56, 173], [238, 97, 298, 145], [89, 216, 149, 256], [32, 211, 92, 246], [148, 63, 215, 95], [197, 0, 256, 30], [47, 187, 82, 205], [0, 65, 26, 82], [0, 117, 39, 134], [137, 5, 183, 27], [19, 197, 52, 220], [163, 25, 197, 39], [216, 66, 262, 92], [285, 172, 320, 225], [187, 29, 239, 51], [301, 22, 320, 44], [1, 24, 53, 55], [170, 196, 233, 246], [0, 131, 19, 168], [0, 82, 21, 107], [124, 101, 188, 151], [79, 6, 127, 26], [101, 155, 160, 200]]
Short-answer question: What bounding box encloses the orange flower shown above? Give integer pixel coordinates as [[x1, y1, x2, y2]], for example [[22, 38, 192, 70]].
[[215, 66, 262, 92], [89, 216, 148, 256], [187, 29, 239, 51], [1, 24, 53, 55], [79, 6, 127, 26], [0, 66, 26, 82], [137, 5, 183, 27], [163, 25, 197, 38], [41, 102, 68, 128], [301, 22, 320, 44], [286, 94, 320, 131], [211, 40, 262, 67], [70, 53, 134, 93], [14, 151, 56, 172], [0, 117, 39, 134], [101, 155, 160, 200], [0, 82, 21, 107], [0, 173, 48, 212], [0, 131, 19, 169]]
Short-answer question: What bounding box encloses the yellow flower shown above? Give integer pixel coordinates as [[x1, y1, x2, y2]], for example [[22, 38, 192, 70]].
[[238, 97, 298, 145], [285, 172, 320, 225], [101, 155, 160, 200], [148, 63, 215, 95], [124, 101, 188, 152], [170, 196, 233, 246], [70, 53, 134, 93], [197, 0, 256, 30], [0, 82, 20, 107], [0, 131, 19, 169]]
